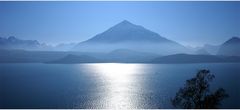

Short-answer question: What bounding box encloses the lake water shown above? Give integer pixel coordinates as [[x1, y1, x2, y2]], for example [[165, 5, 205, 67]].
[[0, 63, 239, 109]]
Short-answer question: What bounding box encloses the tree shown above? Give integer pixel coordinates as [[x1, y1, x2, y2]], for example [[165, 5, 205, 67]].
[[171, 69, 229, 109]]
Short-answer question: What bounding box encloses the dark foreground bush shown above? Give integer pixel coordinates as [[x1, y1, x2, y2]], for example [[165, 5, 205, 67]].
[[172, 69, 229, 109]]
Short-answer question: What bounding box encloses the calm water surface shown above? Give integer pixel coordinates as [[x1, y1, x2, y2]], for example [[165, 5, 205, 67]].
[[0, 63, 239, 108]]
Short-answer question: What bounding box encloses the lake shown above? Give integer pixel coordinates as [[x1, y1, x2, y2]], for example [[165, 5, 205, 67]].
[[0, 63, 239, 109]]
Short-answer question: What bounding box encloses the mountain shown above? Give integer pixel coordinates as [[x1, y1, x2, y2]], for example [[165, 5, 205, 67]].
[[47, 54, 102, 63], [73, 20, 189, 55], [217, 37, 240, 56], [0, 36, 51, 51], [151, 54, 240, 64]]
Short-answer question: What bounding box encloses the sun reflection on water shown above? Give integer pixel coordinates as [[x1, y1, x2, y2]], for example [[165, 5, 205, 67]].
[[88, 63, 145, 109]]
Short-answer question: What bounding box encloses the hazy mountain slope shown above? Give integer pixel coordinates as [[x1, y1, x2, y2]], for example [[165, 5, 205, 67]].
[[0, 49, 79, 63], [0, 49, 109, 63], [202, 44, 220, 55], [2, 49, 240, 63], [194, 48, 210, 55], [105, 49, 159, 62], [47, 54, 102, 63], [0, 49, 159, 63], [217, 37, 240, 56], [151, 54, 240, 63], [74, 20, 189, 55], [47, 49, 160, 63]]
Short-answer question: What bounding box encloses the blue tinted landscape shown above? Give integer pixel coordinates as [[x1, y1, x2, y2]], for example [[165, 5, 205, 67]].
[[0, 1, 240, 109]]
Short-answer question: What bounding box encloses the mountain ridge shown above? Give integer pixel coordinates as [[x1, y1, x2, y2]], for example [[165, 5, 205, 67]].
[[217, 37, 240, 56], [74, 20, 189, 55], [0, 36, 77, 51], [83, 20, 173, 43], [0, 36, 41, 50]]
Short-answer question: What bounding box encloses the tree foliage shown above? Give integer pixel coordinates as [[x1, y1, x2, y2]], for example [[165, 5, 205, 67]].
[[172, 69, 229, 109]]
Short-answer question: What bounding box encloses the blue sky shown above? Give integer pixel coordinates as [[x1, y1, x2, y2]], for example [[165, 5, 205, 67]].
[[0, 1, 239, 47]]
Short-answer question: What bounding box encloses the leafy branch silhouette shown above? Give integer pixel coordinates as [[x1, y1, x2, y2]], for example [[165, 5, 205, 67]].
[[172, 69, 229, 109]]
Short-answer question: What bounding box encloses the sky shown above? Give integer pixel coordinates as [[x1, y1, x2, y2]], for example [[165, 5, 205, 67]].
[[0, 1, 239, 47]]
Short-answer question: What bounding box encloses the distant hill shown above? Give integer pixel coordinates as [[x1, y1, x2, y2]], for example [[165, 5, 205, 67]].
[[0, 49, 68, 63], [0, 48, 159, 63], [151, 54, 240, 63], [105, 49, 159, 62], [194, 48, 210, 55], [73, 20, 189, 55], [217, 37, 240, 56], [1, 49, 240, 64], [201, 44, 220, 55], [47, 54, 102, 64], [47, 49, 159, 63]]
